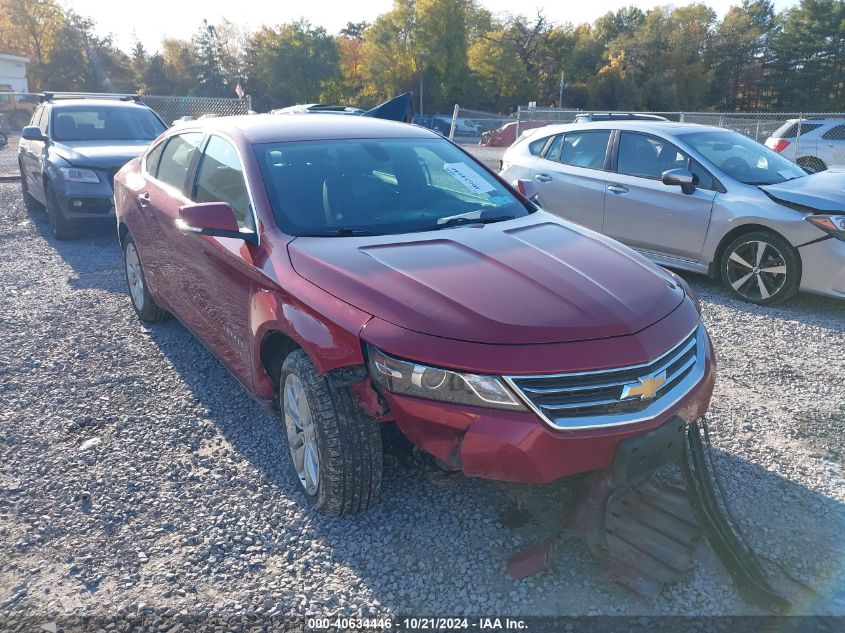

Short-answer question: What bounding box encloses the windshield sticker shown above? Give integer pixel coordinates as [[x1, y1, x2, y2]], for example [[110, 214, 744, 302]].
[[443, 162, 496, 194]]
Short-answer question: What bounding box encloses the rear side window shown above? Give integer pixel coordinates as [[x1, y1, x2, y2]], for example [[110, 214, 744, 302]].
[[559, 130, 611, 169], [775, 122, 823, 138], [193, 135, 252, 229], [617, 132, 686, 179], [528, 136, 550, 156], [821, 124, 845, 140], [543, 135, 564, 161], [156, 133, 204, 192]]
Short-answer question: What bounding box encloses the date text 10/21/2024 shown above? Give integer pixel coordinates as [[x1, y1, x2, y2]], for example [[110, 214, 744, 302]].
[[307, 617, 529, 630]]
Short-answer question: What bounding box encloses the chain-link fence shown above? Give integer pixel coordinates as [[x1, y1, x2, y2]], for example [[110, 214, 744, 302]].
[[445, 105, 517, 144], [142, 95, 251, 125], [0, 93, 250, 179]]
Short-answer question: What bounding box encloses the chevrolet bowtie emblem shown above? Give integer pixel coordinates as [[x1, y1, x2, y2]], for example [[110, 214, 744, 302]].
[[621, 371, 667, 401]]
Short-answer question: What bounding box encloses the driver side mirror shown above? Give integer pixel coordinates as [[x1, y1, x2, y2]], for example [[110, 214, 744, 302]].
[[662, 168, 696, 195], [177, 202, 258, 245], [21, 125, 46, 142]]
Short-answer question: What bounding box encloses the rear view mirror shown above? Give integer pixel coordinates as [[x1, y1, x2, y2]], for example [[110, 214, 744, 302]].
[[21, 126, 45, 141], [177, 202, 258, 244], [515, 178, 540, 202], [662, 168, 696, 195]]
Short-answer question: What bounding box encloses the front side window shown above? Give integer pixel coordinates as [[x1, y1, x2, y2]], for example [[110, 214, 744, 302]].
[[144, 141, 165, 176], [559, 130, 611, 169], [51, 105, 165, 142], [155, 133, 204, 192], [255, 137, 531, 236], [690, 159, 716, 191], [680, 130, 805, 185], [193, 136, 252, 229], [617, 132, 687, 179]]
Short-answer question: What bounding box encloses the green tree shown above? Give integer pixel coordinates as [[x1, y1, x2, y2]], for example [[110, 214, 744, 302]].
[[713, 0, 775, 110], [245, 21, 340, 111], [193, 20, 227, 96]]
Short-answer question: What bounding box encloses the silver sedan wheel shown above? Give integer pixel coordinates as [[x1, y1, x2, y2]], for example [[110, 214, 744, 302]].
[[283, 373, 320, 496], [725, 239, 788, 301], [124, 242, 145, 310]]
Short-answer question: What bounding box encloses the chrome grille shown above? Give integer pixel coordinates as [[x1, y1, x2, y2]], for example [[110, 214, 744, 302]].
[[505, 326, 704, 430]]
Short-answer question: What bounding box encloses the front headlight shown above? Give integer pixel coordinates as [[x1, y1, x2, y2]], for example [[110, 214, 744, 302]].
[[59, 167, 100, 183], [805, 215, 845, 242], [366, 345, 525, 411]]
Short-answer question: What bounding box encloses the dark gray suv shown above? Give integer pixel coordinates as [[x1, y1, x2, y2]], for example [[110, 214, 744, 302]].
[[18, 93, 166, 239]]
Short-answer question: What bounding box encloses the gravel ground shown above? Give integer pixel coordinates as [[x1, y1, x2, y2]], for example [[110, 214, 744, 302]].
[[0, 135, 20, 180], [1, 176, 844, 627]]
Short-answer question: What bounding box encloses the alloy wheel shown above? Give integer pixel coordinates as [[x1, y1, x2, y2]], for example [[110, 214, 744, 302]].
[[124, 242, 145, 310], [725, 239, 788, 301], [283, 373, 320, 496]]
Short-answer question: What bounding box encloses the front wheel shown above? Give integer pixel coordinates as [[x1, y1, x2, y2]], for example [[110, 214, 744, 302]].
[[720, 230, 800, 305], [44, 182, 77, 240], [280, 350, 382, 516]]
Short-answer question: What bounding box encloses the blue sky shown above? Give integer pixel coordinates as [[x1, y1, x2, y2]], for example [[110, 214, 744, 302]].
[[64, 0, 799, 52]]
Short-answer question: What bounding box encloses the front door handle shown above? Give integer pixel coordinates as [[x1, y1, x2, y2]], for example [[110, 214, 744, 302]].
[[607, 184, 629, 194], [534, 173, 552, 182], [138, 192, 151, 208]]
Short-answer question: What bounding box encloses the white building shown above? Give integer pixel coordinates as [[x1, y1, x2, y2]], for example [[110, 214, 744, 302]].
[[0, 53, 30, 92]]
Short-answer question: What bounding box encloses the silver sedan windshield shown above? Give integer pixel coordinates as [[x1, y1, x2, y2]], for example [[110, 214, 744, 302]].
[[679, 130, 806, 185]]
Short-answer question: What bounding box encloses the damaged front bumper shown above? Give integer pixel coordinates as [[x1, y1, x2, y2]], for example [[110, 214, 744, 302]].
[[382, 332, 716, 484]]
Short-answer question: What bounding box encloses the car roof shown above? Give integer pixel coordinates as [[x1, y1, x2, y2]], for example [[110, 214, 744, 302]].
[[49, 99, 152, 109], [177, 113, 438, 144], [532, 120, 715, 136]]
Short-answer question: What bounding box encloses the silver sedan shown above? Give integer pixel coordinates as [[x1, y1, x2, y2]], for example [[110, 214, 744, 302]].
[[500, 121, 845, 305]]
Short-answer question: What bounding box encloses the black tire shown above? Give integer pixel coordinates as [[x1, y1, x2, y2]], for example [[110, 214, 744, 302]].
[[122, 234, 170, 322], [797, 156, 827, 174], [44, 181, 77, 240], [280, 350, 382, 516], [19, 162, 43, 212], [719, 230, 800, 305]]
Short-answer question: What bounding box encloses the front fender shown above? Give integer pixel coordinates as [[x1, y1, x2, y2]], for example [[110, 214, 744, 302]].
[[250, 279, 373, 400], [701, 193, 825, 264]]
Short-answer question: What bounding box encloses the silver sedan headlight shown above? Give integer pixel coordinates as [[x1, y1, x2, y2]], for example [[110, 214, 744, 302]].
[[366, 345, 525, 410]]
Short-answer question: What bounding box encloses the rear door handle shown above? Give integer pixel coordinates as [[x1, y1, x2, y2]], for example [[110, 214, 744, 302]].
[[138, 192, 151, 208], [534, 173, 552, 182], [607, 184, 629, 194]]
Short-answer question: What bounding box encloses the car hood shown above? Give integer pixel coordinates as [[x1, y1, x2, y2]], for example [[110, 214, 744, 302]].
[[52, 140, 152, 170], [760, 167, 845, 212], [288, 214, 686, 345]]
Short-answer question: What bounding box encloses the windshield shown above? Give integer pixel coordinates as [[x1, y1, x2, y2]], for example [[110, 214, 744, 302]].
[[255, 137, 530, 236], [51, 105, 166, 142], [679, 130, 806, 185]]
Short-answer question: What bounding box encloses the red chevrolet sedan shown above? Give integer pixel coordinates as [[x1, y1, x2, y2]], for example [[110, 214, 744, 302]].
[[114, 115, 715, 516]]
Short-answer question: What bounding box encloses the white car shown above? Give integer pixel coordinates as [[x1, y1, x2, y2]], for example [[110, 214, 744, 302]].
[[765, 118, 845, 173]]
